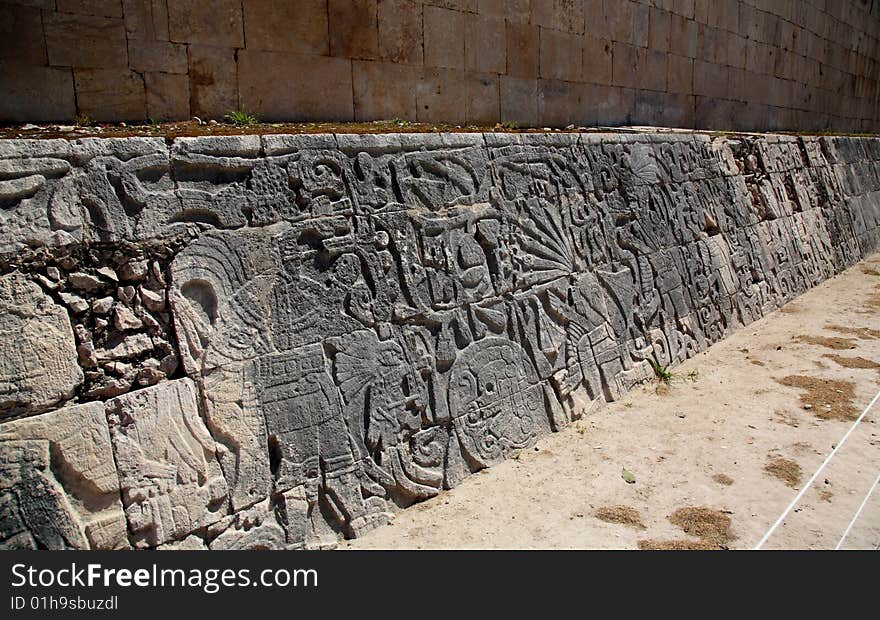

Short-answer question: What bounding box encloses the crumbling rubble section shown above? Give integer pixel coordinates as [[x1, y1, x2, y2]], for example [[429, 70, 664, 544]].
[[1, 131, 879, 550]]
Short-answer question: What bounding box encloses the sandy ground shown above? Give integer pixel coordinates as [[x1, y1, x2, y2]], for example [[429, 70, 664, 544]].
[[345, 254, 880, 550]]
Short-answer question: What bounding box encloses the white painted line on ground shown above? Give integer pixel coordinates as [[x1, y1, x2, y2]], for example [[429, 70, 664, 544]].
[[835, 469, 880, 550], [754, 388, 880, 550]]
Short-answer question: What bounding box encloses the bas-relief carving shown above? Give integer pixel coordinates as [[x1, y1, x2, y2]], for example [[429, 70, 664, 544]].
[[2, 132, 880, 548]]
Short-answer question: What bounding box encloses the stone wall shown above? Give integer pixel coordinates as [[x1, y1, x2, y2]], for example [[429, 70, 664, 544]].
[[1, 129, 880, 549], [1, 0, 880, 131]]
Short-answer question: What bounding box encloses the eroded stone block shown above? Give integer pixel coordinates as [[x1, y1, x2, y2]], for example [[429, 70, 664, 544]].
[[106, 378, 229, 547], [0, 402, 128, 549], [0, 274, 83, 418]]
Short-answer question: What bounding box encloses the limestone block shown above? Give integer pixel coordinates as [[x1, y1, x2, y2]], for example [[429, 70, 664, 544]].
[[243, 0, 329, 55], [500, 75, 538, 127], [0, 402, 128, 549], [74, 69, 147, 122], [505, 21, 539, 79], [0, 4, 47, 64], [0, 274, 82, 418], [146, 72, 190, 121], [353, 60, 419, 121], [530, 0, 584, 33], [329, 0, 379, 60], [57, 0, 123, 17], [238, 50, 354, 122], [424, 5, 465, 69], [378, 0, 423, 65], [167, 0, 244, 47], [106, 378, 229, 547], [128, 40, 188, 74], [465, 15, 506, 74], [44, 12, 127, 69], [582, 36, 612, 85], [539, 29, 582, 82], [667, 53, 694, 94], [187, 45, 238, 119], [123, 0, 171, 40], [0, 62, 76, 123]]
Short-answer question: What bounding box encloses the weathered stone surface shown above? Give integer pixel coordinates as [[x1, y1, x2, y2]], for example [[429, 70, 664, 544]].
[[2, 130, 880, 550], [0, 274, 82, 417], [106, 378, 228, 547], [0, 402, 128, 549]]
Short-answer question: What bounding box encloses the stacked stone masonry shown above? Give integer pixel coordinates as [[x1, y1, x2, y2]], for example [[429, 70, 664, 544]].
[[1, 0, 879, 132], [1, 129, 880, 549]]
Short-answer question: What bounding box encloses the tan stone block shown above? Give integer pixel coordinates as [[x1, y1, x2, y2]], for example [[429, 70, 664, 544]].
[[57, 0, 123, 17], [123, 0, 170, 41], [605, 0, 648, 47], [669, 13, 697, 58], [693, 59, 728, 99], [478, 0, 505, 18], [329, 0, 379, 59], [697, 23, 726, 66], [378, 0, 422, 64], [639, 48, 667, 92], [634, 90, 693, 127], [424, 5, 465, 69], [353, 60, 419, 120], [129, 40, 187, 74], [540, 28, 581, 81], [167, 0, 244, 47], [0, 4, 46, 64], [0, 61, 76, 122], [727, 32, 747, 70], [503, 0, 531, 23], [530, 0, 584, 34], [500, 75, 537, 126], [238, 49, 354, 121], [416, 67, 467, 124], [243, 0, 329, 55], [466, 72, 500, 124], [673, 0, 694, 19], [75, 68, 146, 122], [611, 41, 637, 88], [582, 35, 612, 85], [145, 71, 190, 120], [466, 15, 506, 74], [45, 12, 127, 69], [583, 83, 634, 126], [506, 21, 539, 78], [667, 53, 693, 93], [187, 45, 238, 119], [538, 78, 586, 126], [648, 7, 671, 51]]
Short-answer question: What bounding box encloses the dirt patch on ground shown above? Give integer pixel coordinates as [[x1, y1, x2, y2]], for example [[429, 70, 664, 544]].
[[594, 505, 646, 529], [712, 473, 735, 486], [825, 325, 880, 339], [862, 268, 880, 276], [750, 359, 766, 366], [773, 409, 801, 427], [668, 507, 736, 546], [764, 457, 803, 488], [637, 539, 719, 550], [795, 335, 858, 349], [824, 354, 880, 373], [775, 375, 858, 420]]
